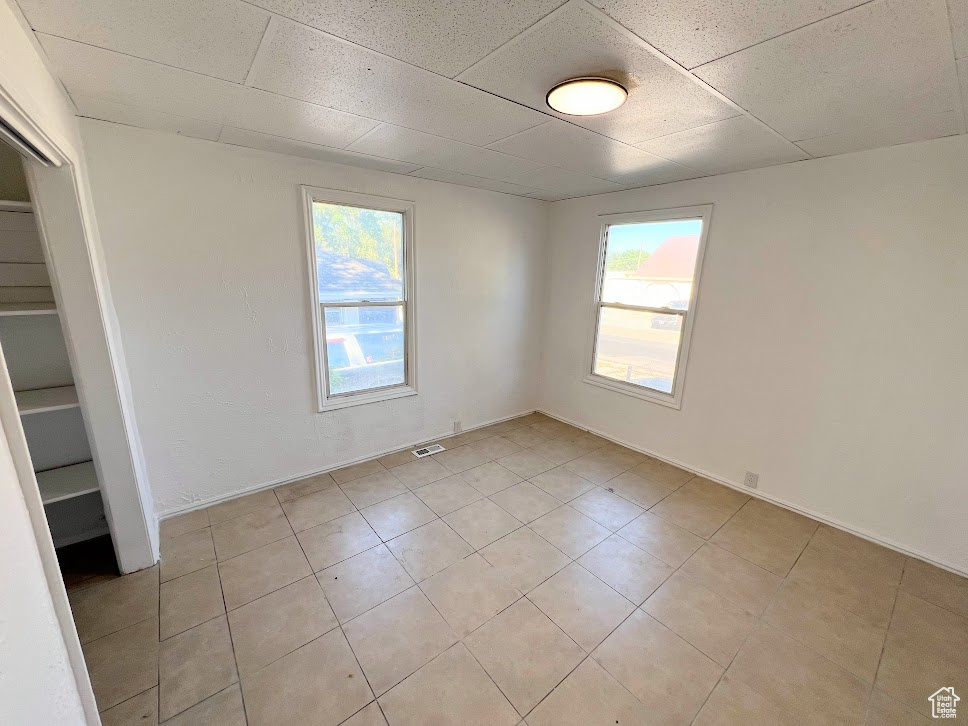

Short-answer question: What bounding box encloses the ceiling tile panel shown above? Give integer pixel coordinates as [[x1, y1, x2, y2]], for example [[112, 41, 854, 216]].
[[488, 120, 699, 183], [950, 0, 968, 59], [347, 124, 542, 179], [458, 2, 736, 144], [246, 17, 547, 146], [637, 116, 809, 175], [230, 88, 379, 149], [796, 110, 962, 157], [694, 0, 961, 141], [501, 167, 623, 196], [408, 168, 544, 196], [72, 96, 223, 141], [589, 0, 870, 69], [245, 0, 566, 77], [19, 0, 269, 82], [39, 35, 242, 124], [218, 127, 423, 173]]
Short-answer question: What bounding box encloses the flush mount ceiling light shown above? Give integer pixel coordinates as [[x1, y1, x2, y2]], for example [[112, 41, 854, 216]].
[[546, 77, 628, 116]]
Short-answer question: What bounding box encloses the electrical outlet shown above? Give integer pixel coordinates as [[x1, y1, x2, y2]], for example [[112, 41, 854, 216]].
[[453, 420, 462, 434], [743, 471, 759, 489]]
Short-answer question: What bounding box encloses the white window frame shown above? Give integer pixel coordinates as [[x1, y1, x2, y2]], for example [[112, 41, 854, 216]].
[[301, 186, 417, 412], [584, 204, 713, 410]]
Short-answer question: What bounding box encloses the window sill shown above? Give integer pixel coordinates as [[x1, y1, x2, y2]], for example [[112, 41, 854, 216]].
[[582, 374, 682, 410], [319, 385, 417, 412]]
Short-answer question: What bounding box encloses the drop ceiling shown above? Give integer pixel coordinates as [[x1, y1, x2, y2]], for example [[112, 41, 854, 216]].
[[15, 0, 968, 200]]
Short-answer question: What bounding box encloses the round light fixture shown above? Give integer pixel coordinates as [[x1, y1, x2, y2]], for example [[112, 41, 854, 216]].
[[546, 77, 628, 116]]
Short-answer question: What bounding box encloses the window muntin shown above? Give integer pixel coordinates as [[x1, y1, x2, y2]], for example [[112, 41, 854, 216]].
[[589, 209, 710, 406], [305, 190, 415, 409]]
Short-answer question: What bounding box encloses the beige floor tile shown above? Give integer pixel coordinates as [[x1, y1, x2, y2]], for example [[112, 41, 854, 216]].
[[679, 543, 782, 616], [529, 506, 610, 559], [163, 684, 245, 726], [331, 459, 386, 484], [412, 474, 483, 516], [273, 472, 337, 503], [419, 554, 521, 637], [578, 535, 674, 604], [161, 529, 216, 583], [317, 544, 413, 622], [161, 510, 209, 540], [726, 623, 871, 725], [391, 457, 452, 489], [342, 702, 388, 726], [642, 571, 756, 667], [159, 616, 238, 721], [479, 527, 571, 593], [526, 658, 649, 726], [443, 498, 523, 550], [532, 420, 583, 440], [280, 487, 356, 533], [693, 673, 794, 726], [340, 470, 408, 509], [100, 688, 157, 726], [228, 576, 337, 675], [529, 466, 595, 502], [503, 425, 549, 448], [628, 457, 695, 489], [489, 482, 561, 523], [206, 490, 278, 525], [709, 499, 816, 576], [595, 444, 646, 470], [459, 461, 522, 496], [763, 579, 887, 682], [787, 544, 899, 628], [160, 565, 225, 640], [649, 477, 748, 538], [570, 487, 643, 531], [379, 643, 518, 726], [468, 435, 523, 459], [515, 412, 553, 426], [343, 587, 458, 695], [240, 629, 373, 726], [211, 504, 293, 561], [529, 562, 634, 652], [70, 565, 159, 643], [85, 619, 159, 711], [562, 452, 627, 485], [379, 448, 419, 469], [477, 419, 526, 437], [529, 437, 585, 465], [616, 511, 704, 567], [296, 511, 381, 572], [433, 445, 491, 473], [899, 557, 968, 618], [463, 598, 585, 714], [496, 450, 556, 479], [592, 610, 723, 724], [864, 689, 933, 726], [217, 536, 311, 610], [809, 525, 905, 584], [359, 492, 437, 541], [603, 470, 673, 509], [387, 520, 473, 581]]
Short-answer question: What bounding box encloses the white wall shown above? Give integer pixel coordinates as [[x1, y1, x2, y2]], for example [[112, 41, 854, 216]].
[[79, 120, 548, 515], [541, 134, 968, 573]]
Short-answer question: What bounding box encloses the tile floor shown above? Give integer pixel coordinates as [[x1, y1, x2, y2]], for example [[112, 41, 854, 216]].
[[69, 412, 967, 725]]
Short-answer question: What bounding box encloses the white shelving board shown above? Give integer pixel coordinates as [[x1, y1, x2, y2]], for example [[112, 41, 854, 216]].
[[36, 461, 99, 505], [0, 302, 57, 316], [15, 385, 79, 415]]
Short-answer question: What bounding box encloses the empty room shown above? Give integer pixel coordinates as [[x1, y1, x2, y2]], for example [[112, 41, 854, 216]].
[[1, 0, 966, 724]]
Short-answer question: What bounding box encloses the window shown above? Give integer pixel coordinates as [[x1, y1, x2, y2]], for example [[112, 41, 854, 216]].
[[303, 187, 416, 410], [587, 205, 712, 409]]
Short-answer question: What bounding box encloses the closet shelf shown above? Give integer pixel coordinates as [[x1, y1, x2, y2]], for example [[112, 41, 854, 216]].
[[37, 461, 99, 505], [15, 385, 79, 415], [0, 302, 57, 316]]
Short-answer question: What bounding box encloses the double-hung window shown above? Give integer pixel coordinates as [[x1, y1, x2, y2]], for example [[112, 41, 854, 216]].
[[587, 205, 712, 409], [303, 187, 416, 411]]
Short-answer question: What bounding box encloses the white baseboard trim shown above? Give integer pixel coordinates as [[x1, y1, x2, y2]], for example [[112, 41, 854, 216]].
[[537, 408, 968, 579], [156, 408, 537, 523]]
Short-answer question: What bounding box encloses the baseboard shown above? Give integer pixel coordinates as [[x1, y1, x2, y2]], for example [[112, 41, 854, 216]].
[[156, 408, 537, 523], [537, 408, 968, 579]]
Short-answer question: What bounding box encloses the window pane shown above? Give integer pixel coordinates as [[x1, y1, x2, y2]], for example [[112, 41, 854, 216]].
[[313, 202, 404, 303], [324, 305, 405, 396], [594, 306, 682, 395], [601, 219, 702, 309]]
